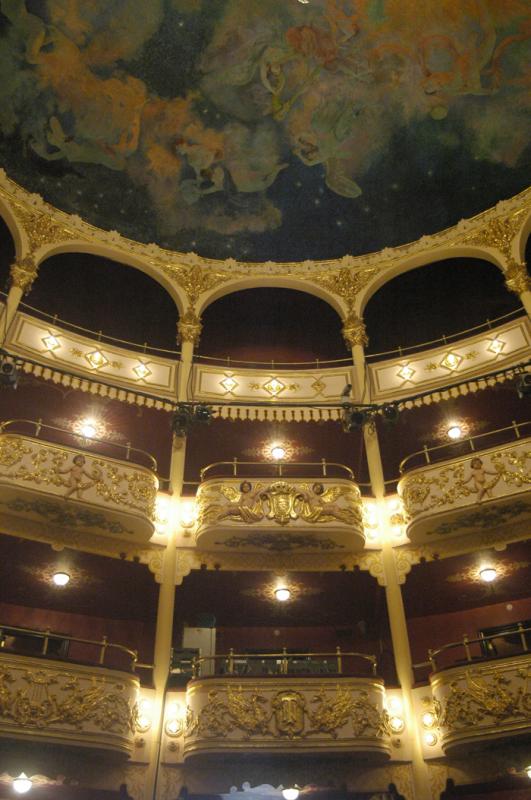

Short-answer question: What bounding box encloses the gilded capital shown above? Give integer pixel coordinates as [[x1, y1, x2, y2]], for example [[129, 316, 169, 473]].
[[342, 310, 368, 349], [9, 256, 39, 294], [503, 259, 530, 296], [177, 307, 202, 347]]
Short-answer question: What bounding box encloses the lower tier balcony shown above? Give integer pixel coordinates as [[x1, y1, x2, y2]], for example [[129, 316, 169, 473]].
[[398, 423, 530, 544], [195, 461, 365, 554], [0, 625, 139, 756], [428, 625, 531, 753], [183, 651, 390, 760], [0, 421, 158, 545]]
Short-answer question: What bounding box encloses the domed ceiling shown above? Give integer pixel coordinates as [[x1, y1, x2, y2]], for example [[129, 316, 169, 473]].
[[0, 0, 529, 261]]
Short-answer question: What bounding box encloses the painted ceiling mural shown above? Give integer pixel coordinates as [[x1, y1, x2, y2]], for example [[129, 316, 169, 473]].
[[0, 0, 529, 261]]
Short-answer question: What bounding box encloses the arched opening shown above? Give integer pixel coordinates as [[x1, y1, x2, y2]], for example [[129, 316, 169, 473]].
[[198, 288, 346, 365], [0, 215, 16, 294], [28, 252, 179, 352], [364, 258, 522, 357]]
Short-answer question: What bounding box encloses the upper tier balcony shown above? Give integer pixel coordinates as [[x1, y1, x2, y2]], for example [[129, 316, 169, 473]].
[[195, 460, 365, 554], [0, 420, 158, 545], [183, 650, 391, 760], [0, 623, 139, 755], [423, 624, 531, 754], [397, 422, 530, 544]]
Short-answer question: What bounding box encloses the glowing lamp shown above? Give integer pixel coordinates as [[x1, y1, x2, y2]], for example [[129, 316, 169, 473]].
[[52, 571, 70, 587], [13, 774, 32, 794], [282, 788, 300, 800], [447, 425, 463, 440], [271, 446, 286, 460], [479, 567, 497, 583], [275, 588, 291, 602]]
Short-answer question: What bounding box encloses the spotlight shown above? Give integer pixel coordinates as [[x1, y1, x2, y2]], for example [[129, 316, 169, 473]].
[[0, 359, 19, 388], [194, 404, 213, 423], [171, 404, 195, 437], [343, 408, 369, 431], [381, 404, 399, 422], [516, 373, 531, 398]]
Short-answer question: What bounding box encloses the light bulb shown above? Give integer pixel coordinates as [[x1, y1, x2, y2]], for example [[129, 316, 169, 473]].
[[80, 419, 97, 438], [52, 571, 70, 587], [479, 567, 497, 583], [525, 765, 531, 779], [447, 425, 463, 440], [389, 716, 405, 733], [387, 696, 402, 714], [271, 445, 286, 460], [13, 774, 32, 794], [424, 731, 438, 746], [421, 711, 435, 728], [275, 587, 291, 602], [282, 789, 300, 800]]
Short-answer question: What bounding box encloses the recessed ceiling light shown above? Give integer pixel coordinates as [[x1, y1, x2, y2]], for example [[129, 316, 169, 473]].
[[282, 788, 300, 800], [13, 774, 32, 794], [79, 418, 97, 438], [52, 571, 70, 587], [275, 587, 291, 602], [271, 445, 286, 460], [389, 715, 405, 733], [479, 567, 497, 583], [447, 424, 463, 440]]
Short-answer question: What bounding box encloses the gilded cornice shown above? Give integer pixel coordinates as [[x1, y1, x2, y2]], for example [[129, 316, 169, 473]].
[[0, 170, 530, 308]]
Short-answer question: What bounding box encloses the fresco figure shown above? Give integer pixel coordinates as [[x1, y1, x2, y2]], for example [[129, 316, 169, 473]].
[[59, 454, 95, 500], [218, 481, 265, 523], [466, 456, 500, 502]]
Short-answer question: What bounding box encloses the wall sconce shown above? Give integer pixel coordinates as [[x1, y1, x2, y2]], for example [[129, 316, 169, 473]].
[[165, 700, 185, 736], [136, 698, 153, 733]]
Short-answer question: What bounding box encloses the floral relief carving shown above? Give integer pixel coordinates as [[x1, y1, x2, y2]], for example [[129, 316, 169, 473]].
[[185, 684, 389, 742]]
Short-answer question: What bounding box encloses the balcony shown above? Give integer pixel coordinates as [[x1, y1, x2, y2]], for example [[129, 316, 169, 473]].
[[0, 420, 158, 545], [0, 624, 139, 755], [194, 460, 365, 554], [183, 651, 390, 760], [426, 625, 531, 753], [398, 422, 531, 544]]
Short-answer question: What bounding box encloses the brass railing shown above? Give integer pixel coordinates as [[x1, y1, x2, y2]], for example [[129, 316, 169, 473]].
[[192, 648, 377, 678], [399, 421, 529, 474], [0, 623, 139, 670], [200, 459, 355, 481], [414, 624, 531, 673], [0, 418, 158, 472]]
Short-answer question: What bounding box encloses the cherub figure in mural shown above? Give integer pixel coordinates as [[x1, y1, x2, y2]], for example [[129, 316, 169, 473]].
[[218, 481, 266, 523], [298, 482, 361, 526], [465, 457, 500, 502], [58, 455, 95, 500]]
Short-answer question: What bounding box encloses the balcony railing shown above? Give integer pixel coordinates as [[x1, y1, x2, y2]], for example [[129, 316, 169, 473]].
[[415, 624, 531, 674], [399, 421, 529, 473], [0, 623, 139, 672], [192, 649, 378, 679], [200, 459, 355, 481]]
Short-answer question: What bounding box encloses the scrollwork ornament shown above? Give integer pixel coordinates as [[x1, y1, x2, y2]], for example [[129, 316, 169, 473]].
[[177, 308, 202, 347], [10, 256, 39, 294], [342, 310, 368, 349], [503, 259, 530, 296], [460, 210, 525, 260], [312, 268, 377, 308]]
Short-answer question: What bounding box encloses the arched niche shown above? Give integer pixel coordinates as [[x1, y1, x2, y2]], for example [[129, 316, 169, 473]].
[[363, 257, 521, 356], [29, 252, 179, 352], [0, 215, 16, 293], [198, 287, 346, 364]]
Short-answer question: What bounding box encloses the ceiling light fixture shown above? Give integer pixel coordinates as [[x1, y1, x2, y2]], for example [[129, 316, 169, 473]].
[[424, 732, 438, 747], [389, 716, 405, 733], [421, 711, 436, 728], [275, 587, 291, 602], [271, 445, 287, 460], [525, 765, 531, 779], [13, 774, 33, 794], [52, 571, 70, 587], [447, 424, 463, 440], [479, 566, 497, 583], [282, 788, 300, 800], [79, 418, 98, 439]]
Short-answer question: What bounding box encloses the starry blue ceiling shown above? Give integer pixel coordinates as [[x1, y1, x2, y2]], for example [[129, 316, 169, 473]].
[[0, 0, 529, 262]]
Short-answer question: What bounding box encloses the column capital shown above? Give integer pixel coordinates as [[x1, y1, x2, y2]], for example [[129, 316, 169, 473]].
[[342, 309, 368, 349], [177, 307, 202, 348], [503, 258, 530, 296], [10, 255, 39, 294]]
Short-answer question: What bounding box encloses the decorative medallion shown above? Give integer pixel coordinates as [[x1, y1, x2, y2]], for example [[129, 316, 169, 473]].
[[220, 375, 239, 394], [397, 364, 415, 382], [263, 378, 286, 397], [487, 337, 506, 356], [132, 362, 152, 380], [41, 334, 61, 352], [439, 352, 462, 372], [446, 559, 530, 584], [272, 691, 306, 738], [85, 350, 109, 370]]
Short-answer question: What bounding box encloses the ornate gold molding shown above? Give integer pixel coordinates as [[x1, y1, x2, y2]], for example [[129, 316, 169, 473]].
[[504, 259, 530, 296], [460, 209, 526, 261], [342, 310, 368, 349], [177, 307, 202, 346], [312, 267, 378, 309], [159, 263, 239, 306], [9, 256, 39, 294]]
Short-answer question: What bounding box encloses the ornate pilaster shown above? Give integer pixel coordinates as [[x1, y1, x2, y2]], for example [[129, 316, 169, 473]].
[[342, 309, 368, 349], [9, 255, 39, 294], [177, 307, 202, 348]]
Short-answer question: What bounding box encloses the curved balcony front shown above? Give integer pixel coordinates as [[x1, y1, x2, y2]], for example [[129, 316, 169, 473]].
[[183, 651, 389, 760], [0, 626, 139, 755], [195, 461, 365, 554], [0, 421, 158, 545], [398, 424, 530, 544], [430, 647, 531, 753]]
